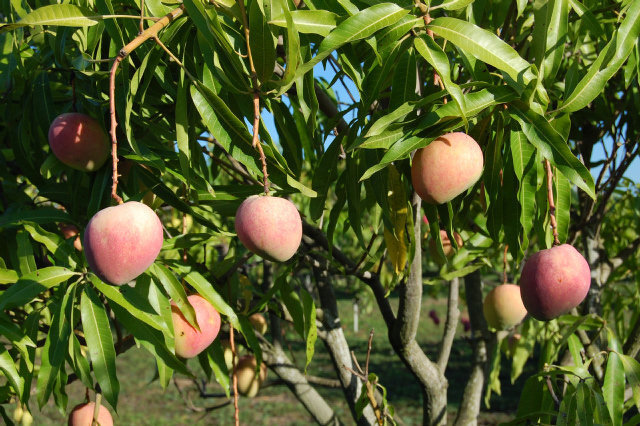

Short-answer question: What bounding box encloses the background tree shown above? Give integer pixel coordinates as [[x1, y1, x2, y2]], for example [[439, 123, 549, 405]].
[[0, 0, 639, 424]]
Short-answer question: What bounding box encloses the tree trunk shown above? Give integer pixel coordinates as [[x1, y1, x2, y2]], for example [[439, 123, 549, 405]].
[[454, 271, 492, 425]]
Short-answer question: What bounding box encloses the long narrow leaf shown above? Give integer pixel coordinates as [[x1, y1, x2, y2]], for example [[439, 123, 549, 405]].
[[81, 286, 119, 409], [295, 4, 408, 77], [557, 0, 640, 112], [510, 101, 596, 199]]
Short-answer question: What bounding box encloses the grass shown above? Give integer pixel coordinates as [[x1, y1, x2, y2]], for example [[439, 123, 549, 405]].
[[14, 292, 533, 425]]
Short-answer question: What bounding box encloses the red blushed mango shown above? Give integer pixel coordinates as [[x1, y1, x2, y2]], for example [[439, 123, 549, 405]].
[[236, 355, 268, 397], [83, 201, 163, 285], [59, 224, 83, 251], [172, 295, 221, 359], [411, 132, 484, 204], [235, 195, 302, 262], [483, 284, 528, 330], [48, 113, 110, 172], [519, 244, 591, 321], [249, 313, 268, 334], [68, 402, 113, 426], [428, 229, 463, 263]]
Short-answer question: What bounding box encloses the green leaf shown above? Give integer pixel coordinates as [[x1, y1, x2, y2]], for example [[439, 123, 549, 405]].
[[0, 4, 99, 33], [557, 0, 640, 112], [150, 264, 198, 330], [36, 283, 75, 408], [616, 352, 640, 411], [554, 169, 571, 243], [81, 286, 119, 409], [237, 315, 263, 368], [603, 331, 624, 426], [270, 0, 300, 89], [431, 0, 475, 11], [427, 17, 535, 88], [205, 342, 230, 396], [0, 268, 18, 284], [295, 3, 409, 77], [0, 316, 36, 369], [18, 311, 39, 404], [0, 267, 78, 311], [68, 335, 94, 389], [300, 288, 317, 373], [23, 223, 78, 269], [15, 230, 36, 275], [0, 206, 74, 229], [89, 274, 167, 332], [270, 10, 340, 36], [182, 271, 239, 327], [510, 130, 536, 255], [542, 0, 569, 82], [162, 233, 215, 251], [249, 0, 276, 83], [0, 347, 24, 401], [346, 154, 365, 247], [510, 101, 596, 199], [182, 0, 249, 91], [485, 332, 504, 407], [310, 135, 342, 221], [414, 35, 466, 127], [280, 280, 304, 338], [190, 85, 261, 176], [176, 64, 190, 187], [389, 47, 417, 109]]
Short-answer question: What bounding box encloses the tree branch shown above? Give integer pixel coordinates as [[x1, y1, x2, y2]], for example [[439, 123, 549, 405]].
[[437, 276, 460, 373], [261, 340, 342, 425], [454, 271, 493, 425], [313, 257, 378, 425]]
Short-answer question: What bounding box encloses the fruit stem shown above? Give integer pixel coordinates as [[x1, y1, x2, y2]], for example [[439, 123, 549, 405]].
[[544, 159, 561, 246], [236, 0, 270, 194], [108, 6, 185, 205], [109, 55, 124, 205], [230, 325, 240, 426], [92, 393, 102, 426], [502, 245, 508, 284], [71, 73, 77, 113], [253, 92, 270, 194]]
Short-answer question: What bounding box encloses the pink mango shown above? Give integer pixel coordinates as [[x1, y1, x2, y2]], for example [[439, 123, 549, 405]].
[[83, 201, 163, 285], [483, 284, 528, 330], [172, 294, 221, 359], [235, 195, 302, 262], [67, 402, 113, 426], [48, 113, 110, 172], [519, 244, 591, 321], [411, 132, 484, 204]]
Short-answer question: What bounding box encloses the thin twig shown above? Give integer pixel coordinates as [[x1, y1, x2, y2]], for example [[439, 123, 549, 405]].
[[437, 277, 460, 373], [365, 329, 374, 376], [230, 325, 239, 426], [92, 393, 102, 426], [109, 56, 124, 205], [328, 55, 357, 104], [152, 36, 197, 82], [545, 159, 560, 246], [344, 330, 384, 426], [236, 0, 269, 194], [350, 233, 377, 274], [545, 376, 561, 409], [503, 245, 509, 284], [108, 6, 185, 204], [252, 92, 270, 194], [139, 0, 145, 33]]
